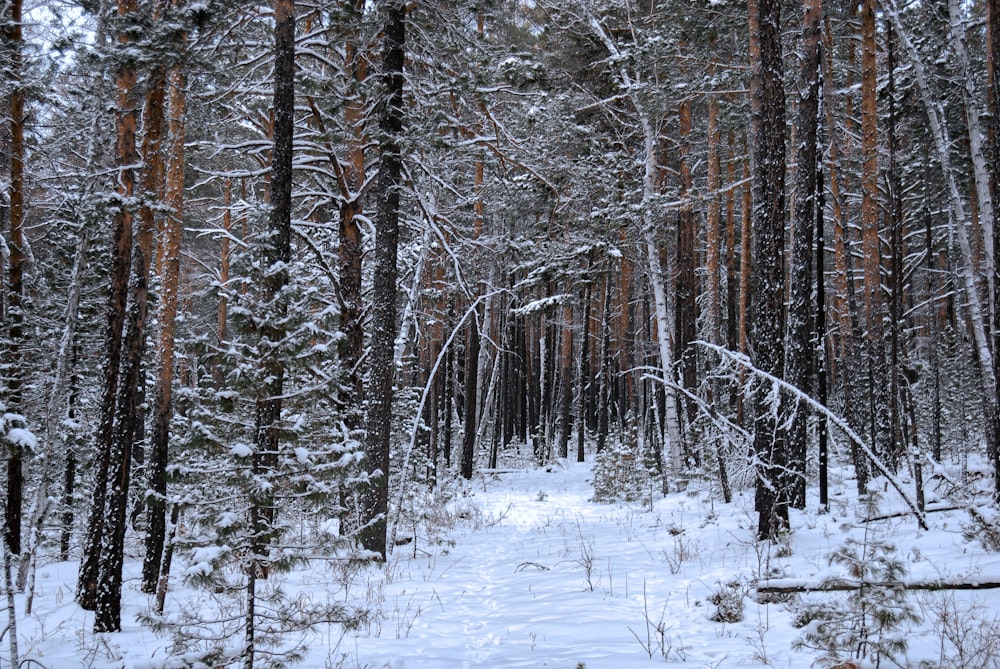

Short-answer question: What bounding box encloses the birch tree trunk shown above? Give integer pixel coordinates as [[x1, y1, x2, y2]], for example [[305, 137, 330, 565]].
[[589, 16, 684, 489]]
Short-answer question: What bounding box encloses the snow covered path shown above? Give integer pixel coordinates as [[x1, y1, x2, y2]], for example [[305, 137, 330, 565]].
[[18, 457, 1000, 668], [345, 461, 766, 669]]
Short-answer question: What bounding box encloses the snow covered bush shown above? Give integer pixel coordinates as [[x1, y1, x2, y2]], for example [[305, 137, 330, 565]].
[[589, 438, 650, 503], [709, 579, 747, 623]]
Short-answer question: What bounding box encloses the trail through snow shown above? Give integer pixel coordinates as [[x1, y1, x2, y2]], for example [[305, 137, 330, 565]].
[[14, 457, 1000, 668]]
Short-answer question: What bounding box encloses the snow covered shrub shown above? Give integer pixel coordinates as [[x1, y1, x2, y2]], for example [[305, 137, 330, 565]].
[[962, 506, 1000, 552], [590, 438, 649, 503], [917, 593, 1000, 669], [793, 536, 919, 668], [709, 579, 746, 623]]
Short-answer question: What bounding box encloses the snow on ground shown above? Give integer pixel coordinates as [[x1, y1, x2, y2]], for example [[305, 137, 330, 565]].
[[11, 458, 1000, 668]]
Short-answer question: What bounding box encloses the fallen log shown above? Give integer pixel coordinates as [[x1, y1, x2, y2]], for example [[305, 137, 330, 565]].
[[757, 578, 1000, 594]]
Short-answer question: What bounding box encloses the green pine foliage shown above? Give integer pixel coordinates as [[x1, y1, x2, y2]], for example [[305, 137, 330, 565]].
[[794, 532, 920, 667]]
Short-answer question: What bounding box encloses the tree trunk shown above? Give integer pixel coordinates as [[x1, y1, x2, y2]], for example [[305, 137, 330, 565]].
[[558, 302, 574, 460], [748, 0, 788, 540], [577, 283, 591, 462], [461, 315, 480, 478], [3, 0, 25, 564], [248, 0, 295, 584], [143, 48, 187, 593], [77, 0, 140, 615], [784, 0, 822, 510], [860, 0, 894, 469], [339, 0, 367, 431], [676, 97, 697, 429], [360, 0, 405, 559], [990, 0, 1000, 504]]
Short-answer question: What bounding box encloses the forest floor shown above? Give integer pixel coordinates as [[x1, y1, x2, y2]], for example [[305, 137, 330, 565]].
[[11, 456, 1000, 668]]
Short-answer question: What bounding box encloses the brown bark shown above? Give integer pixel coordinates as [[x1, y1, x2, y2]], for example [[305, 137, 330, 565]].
[[339, 0, 366, 428], [142, 50, 187, 594], [77, 0, 140, 615], [860, 0, 894, 466]]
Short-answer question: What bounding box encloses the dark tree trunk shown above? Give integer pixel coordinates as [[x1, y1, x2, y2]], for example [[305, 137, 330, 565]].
[[558, 303, 573, 460], [597, 277, 611, 454], [578, 284, 591, 463], [443, 304, 454, 468], [3, 0, 25, 562], [248, 0, 295, 586], [461, 316, 480, 479], [676, 99, 698, 430], [142, 49, 187, 593], [748, 0, 788, 540], [784, 0, 822, 511], [60, 344, 80, 562], [77, 0, 140, 614], [360, 0, 405, 559], [988, 0, 1000, 502]]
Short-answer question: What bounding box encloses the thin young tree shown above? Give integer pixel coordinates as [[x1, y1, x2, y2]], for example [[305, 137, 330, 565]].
[[989, 0, 1000, 502]]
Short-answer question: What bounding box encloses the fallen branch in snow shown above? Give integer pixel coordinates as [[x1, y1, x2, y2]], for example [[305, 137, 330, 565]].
[[757, 578, 1000, 594], [515, 561, 549, 572], [860, 503, 964, 523], [694, 341, 928, 530]]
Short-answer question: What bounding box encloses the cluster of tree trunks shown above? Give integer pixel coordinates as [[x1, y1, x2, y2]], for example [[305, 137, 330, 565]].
[[2, 0, 1000, 636]]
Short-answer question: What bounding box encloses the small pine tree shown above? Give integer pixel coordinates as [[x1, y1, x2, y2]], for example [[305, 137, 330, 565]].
[[794, 532, 920, 667], [590, 428, 649, 503]]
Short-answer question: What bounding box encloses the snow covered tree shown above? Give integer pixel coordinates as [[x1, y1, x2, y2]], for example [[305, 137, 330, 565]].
[[358, 0, 406, 561], [747, 0, 788, 541]]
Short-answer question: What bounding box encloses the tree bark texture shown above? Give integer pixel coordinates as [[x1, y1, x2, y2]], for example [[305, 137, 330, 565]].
[[249, 0, 295, 583], [3, 0, 25, 561], [360, 0, 405, 559], [77, 0, 140, 617], [143, 52, 187, 593], [748, 0, 788, 540], [784, 0, 822, 510]]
